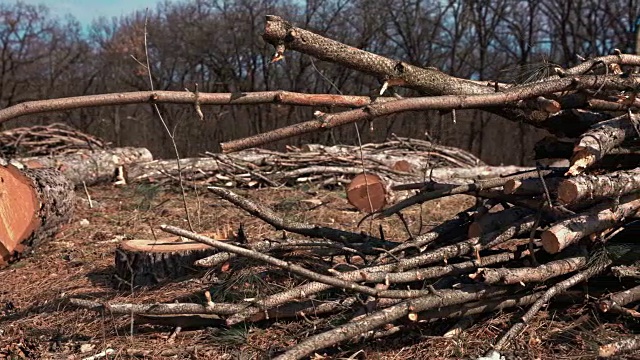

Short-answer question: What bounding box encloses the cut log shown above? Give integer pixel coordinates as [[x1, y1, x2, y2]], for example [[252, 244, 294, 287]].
[[468, 206, 535, 238], [567, 113, 640, 176], [541, 195, 640, 254], [18, 147, 153, 186], [114, 236, 221, 288], [346, 173, 387, 213], [503, 176, 564, 196], [472, 255, 587, 285], [0, 159, 74, 266], [557, 169, 640, 205]]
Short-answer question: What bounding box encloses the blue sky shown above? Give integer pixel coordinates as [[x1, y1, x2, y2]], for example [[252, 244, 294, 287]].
[[15, 0, 162, 24]]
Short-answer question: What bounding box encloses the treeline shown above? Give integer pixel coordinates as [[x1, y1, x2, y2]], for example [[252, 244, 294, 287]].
[[1, 0, 639, 164]]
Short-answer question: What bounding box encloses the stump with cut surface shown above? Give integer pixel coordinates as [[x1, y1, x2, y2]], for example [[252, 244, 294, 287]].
[[115, 237, 219, 288], [0, 160, 74, 266]]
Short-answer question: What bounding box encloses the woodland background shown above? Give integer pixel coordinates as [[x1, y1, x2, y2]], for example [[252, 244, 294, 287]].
[[1, 0, 639, 164]]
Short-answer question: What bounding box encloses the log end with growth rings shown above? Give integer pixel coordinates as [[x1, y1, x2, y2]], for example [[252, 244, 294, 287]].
[[0, 163, 40, 264], [557, 180, 580, 205], [346, 173, 387, 213], [540, 230, 562, 254]]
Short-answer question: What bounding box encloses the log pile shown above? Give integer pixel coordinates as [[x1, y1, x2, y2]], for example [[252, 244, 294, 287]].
[[11, 15, 637, 359]]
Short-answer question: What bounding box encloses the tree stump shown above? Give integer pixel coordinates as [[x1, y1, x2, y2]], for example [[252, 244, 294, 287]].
[[0, 159, 75, 266], [114, 236, 219, 288]]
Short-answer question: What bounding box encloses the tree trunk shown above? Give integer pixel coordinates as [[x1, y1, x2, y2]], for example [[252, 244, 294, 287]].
[[17, 147, 153, 186]]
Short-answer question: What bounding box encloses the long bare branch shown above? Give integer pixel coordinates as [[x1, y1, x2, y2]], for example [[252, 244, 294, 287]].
[[0, 90, 394, 124]]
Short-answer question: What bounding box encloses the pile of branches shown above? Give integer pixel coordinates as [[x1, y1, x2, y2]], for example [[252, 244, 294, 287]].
[[128, 136, 488, 188], [1, 14, 635, 359], [0, 123, 108, 157]]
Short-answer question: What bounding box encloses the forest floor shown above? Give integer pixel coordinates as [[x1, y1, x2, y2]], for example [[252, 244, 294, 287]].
[[0, 184, 638, 360]]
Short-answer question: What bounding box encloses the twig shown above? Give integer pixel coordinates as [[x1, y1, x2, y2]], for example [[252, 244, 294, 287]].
[[82, 181, 93, 209], [141, 10, 194, 231]]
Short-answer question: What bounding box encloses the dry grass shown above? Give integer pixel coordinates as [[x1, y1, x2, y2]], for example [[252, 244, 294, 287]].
[[0, 185, 637, 359]]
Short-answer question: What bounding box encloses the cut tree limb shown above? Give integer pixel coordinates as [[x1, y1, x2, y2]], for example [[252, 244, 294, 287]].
[[599, 335, 640, 358], [472, 254, 587, 285], [491, 255, 612, 353], [567, 113, 640, 175], [262, 15, 491, 97], [274, 285, 511, 360], [0, 91, 397, 123], [557, 169, 640, 205], [598, 284, 640, 315], [69, 298, 244, 316], [206, 186, 398, 248], [0, 160, 74, 265], [377, 168, 561, 218], [541, 195, 640, 254], [468, 206, 535, 238], [503, 176, 564, 196]]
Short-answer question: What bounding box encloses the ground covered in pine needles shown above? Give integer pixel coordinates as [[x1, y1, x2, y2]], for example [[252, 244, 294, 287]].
[[0, 185, 638, 359]]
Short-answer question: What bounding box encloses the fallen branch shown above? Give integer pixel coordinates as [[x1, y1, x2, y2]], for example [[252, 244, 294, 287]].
[[69, 298, 244, 316], [598, 284, 640, 315], [274, 285, 512, 360], [18, 147, 153, 186], [472, 253, 587, 285], [377, 168, 560, 218], [207, 186, 398, 247], [0, 91, 397, 123]]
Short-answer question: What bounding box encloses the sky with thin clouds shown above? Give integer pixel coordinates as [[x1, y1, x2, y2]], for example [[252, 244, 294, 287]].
[[13, 0, 162, 24]]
